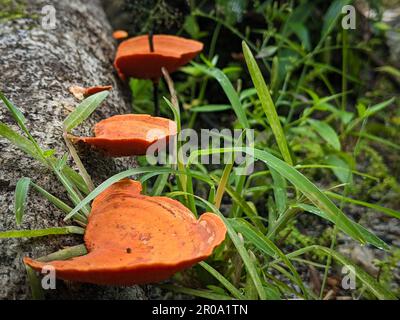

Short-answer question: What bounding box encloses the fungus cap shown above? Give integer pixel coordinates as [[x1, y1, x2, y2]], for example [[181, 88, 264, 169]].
[[24, 179, 226, 285], [71, 114, 177, 157], [114, 34, 203, 80]]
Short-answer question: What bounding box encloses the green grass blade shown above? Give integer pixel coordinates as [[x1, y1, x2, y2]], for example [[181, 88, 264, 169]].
[[37, 244, 87, 262], [362, 97, 395, 119], [31, 182, 73, 214], [36, 244, 87, 262], [242, 41, 293, 165], [0, 91, 27, 132], [14, 177, 31, 225], [64, 167, 179, 221], [53, 166, 90, 218], [218, 216, 266, 299], [353, 132, 400, 151], [231, 219, 309, 298], [63, 91, 109, 132], [322, 0, 352, 38], [0, 93, 45, 157], [214, 161, 234, 209], [191, 104, 232, 112], [0, 122, 43, 161], [326, 191, 400, 219], [192, 62, 250, 129], [24, 265, 45, 300], [296, 164, 378, 181], [325, 155, 352, 184], [62, 166, 89, 195], [295, 204, 389, 250], [269, 167, 287, 216], [0, 122, 89, 195], [199, 262, 245, 300], [223, 184, 266, 232], [151, 173, 169, 196], [0, 226, 84, 238], [308, 119, 341, 151]]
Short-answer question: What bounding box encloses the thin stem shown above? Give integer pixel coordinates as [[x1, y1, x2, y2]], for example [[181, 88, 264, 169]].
[[208, 21, 221, 58], [63, 132, 94, 192], [341, 26, 348, 133], [162, 68, 193, 212], [148, 31, 154, 52], [214, 161, 234, 209], [153, 80, 159, 116], [37, 244, 87, 262], [148, 30, 159, 116], [267, 207, 299, 239]]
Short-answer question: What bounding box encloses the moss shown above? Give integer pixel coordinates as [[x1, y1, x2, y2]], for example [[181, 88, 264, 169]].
[[352, 145, 400, 208], [0, 0, 28, 22], [372, 248, 400, 297], [281, 222, 330, 261], [122, 0, 188, 34]]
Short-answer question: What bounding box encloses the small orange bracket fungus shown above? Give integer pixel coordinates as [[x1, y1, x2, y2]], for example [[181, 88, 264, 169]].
[[114, 34, 203, 80], [112, 30, 129, 40], [24, 179, 226, 285], [84, 85, 112, 96], [69, 85, 112, 100], [69, 114, 177, 157]]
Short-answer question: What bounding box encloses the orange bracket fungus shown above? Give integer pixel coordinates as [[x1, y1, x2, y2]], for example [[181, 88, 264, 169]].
[[114, 34, 203, 80], [114, 33, 203, 115], [112, 29, 129, 40], [24, 179, 226, 285], [69, 85, 112, 100], [70, 114, 177, 157], [83, 85, 112, 97]]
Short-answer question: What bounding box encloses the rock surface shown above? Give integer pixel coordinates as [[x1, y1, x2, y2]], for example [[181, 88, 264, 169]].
[[0, 0, 146, 299]]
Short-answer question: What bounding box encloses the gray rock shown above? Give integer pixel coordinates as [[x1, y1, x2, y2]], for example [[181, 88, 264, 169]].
[[0, 0, 146, 299]]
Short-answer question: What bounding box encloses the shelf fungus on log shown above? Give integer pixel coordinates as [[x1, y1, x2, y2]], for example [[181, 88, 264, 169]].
[[114, 34, 203, 80], [69, 85, 112, 100], [24, 179, 226, 285], [69, 114, 177, 157]]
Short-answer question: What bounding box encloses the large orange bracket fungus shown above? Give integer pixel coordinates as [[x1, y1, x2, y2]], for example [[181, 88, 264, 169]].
[[24, 179, 226, 285], [69, 114, 177, 157]]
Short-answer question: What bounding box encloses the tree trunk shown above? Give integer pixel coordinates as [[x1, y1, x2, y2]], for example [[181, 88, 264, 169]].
[[0, 0, 147, 299]]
